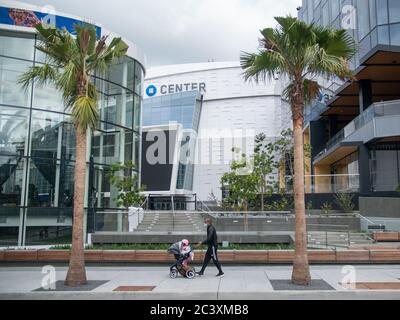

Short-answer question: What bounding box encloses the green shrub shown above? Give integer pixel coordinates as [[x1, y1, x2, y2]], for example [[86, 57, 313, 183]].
[[334, 193, 355, 212], [321, 202, 332, 215]]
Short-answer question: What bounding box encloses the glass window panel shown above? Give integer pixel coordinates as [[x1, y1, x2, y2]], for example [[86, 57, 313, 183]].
[[0, 106, 28, 156], [92, 125, 130, 165], [322, 2, 329, 26], [307, 0, 314, 22], [0, 31, 35, 60], [377, 0, 388, 25], [124, 131, 133, 162], [390, 23, 400, 45], [388, 0, 400, 23], [378, 25, 390, 45], [134, 62, 143, 96], [133, 95, 141, 132], [0, 56, 32, 107], [369, 0, 377, 29], [133, 133, 140, 170], [107, 58, 126, 87], [58, 160, 75, 207], [0, 155, 25, 207], [27, 157, 57, 208], [32, 78, 64, 112], [30, 111, 74, 161], [125, 94, 134, 129], [25, 207, 73, 245], [359, 35, 372, 59], [357, 0, 371, 40], [330, 0, 340, 21]]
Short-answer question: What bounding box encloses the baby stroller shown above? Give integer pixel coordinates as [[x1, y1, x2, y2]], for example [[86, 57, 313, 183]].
[[168, 242, 196, 279]]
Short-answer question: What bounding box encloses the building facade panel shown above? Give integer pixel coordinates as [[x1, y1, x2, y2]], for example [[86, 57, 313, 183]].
[[144, 62, 290, 201], [0, 2, 146, 246]]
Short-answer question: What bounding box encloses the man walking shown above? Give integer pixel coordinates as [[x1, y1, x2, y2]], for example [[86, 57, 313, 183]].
[[196, 218, 224, 277]]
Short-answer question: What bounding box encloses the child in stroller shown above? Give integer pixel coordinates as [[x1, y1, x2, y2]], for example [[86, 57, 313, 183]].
[[168, 239, 196, 279]]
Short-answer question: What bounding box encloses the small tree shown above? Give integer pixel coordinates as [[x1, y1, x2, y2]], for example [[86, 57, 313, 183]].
[[107, 161, 145, 232], [221, 154, 259, 230]]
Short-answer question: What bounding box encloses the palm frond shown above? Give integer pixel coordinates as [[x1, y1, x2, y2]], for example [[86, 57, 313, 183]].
[[240, 50, 285, 83], [18, 64, 58, 91], [71, 95, 99, 130], [283, 79, 321, 105]]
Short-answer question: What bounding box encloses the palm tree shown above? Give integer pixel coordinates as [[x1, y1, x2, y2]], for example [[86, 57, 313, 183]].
[[19, 23, 128, 286], [241, 16, 356, 285]]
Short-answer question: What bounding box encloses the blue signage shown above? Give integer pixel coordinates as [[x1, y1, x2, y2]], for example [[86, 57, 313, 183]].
[[146, 85, 157, 97], [0, 6, 102, 39]]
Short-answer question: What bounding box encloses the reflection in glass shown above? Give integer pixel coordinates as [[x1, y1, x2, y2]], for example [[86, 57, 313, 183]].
[[0, 31, 35, 60], [0, 106, 28, 156], [0, 156, 25, 206], [0, 56, 32, 107]]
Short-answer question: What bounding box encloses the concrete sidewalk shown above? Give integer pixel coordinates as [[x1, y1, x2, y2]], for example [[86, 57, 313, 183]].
[[1, 265, 400, 300]]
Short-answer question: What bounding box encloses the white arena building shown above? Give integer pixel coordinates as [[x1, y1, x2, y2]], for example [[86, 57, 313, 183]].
[[143, 61, 290, 201]]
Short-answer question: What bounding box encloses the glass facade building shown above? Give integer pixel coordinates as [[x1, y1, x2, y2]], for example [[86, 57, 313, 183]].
[[299, 0, 400, 196], [0, 24, 145, 245], [143, 91, 202, 192], [299, 0, 400, 70]]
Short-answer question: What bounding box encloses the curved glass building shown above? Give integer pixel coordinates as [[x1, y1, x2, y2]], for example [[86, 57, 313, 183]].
[[0, 2, 146, 246]]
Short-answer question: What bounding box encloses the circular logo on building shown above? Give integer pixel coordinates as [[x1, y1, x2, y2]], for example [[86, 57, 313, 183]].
[[146, 85, 157, 97]]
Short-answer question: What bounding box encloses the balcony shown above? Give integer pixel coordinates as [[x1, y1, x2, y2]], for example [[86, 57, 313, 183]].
[[285, 174, 359, 194], [315, 100, 400, 164]]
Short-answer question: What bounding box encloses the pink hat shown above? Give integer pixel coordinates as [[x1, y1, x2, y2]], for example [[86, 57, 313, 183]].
[[182, 239, 189, 246]]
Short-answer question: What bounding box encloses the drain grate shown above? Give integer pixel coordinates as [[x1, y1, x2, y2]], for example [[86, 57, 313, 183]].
[[113, 286, 156, 292], [271, 280, 335, 291]]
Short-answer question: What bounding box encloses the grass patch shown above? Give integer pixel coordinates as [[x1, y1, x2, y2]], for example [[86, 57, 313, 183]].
[[49, 243, 294, 251]]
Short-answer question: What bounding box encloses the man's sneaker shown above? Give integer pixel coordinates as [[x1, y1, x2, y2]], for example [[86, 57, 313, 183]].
[[196, 271, 204, 276], [216, 272, 225, 278]]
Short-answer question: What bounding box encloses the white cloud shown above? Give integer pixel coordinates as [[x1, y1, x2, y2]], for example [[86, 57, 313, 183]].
[[22, 0, 302, 66]]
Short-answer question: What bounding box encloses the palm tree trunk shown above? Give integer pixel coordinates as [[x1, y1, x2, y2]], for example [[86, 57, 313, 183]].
[[291, 116, 311, 285], [65, 126, 87, 286]]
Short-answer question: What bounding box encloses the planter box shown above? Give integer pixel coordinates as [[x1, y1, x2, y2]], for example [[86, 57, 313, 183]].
[[102, 250, 136, 262], [135, 250, 170, 262], [5, 250, 38, 261], [268, 250, 294, 263], [217, 250, 235, 262], [369, 250, 400, 262], [192, 251, 205, 263], [84, 250, 104, 261], [373, 232, 400, 242], [37, 250, 69, 262], [234, 250, 268, 263], [308, 250, 336, 262], [336, 250, 370, 262], [0, 251, 5, 261]]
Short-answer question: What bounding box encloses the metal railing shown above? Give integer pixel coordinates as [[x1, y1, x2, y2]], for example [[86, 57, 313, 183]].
[[320, 99, 400, 156], [93, 198, 148, 232], [285, 174, 360, 193]]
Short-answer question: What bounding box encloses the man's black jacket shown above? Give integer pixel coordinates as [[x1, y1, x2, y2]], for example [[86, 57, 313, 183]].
[[202, 224, 218, 247]]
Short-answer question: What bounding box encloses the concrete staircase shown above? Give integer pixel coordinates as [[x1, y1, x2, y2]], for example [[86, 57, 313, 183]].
[[135, 211, 204, 232], [307, 231, 375, 249]]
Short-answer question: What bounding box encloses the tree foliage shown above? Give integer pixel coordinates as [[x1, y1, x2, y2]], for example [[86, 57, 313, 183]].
[[107, 161, 146, 208]]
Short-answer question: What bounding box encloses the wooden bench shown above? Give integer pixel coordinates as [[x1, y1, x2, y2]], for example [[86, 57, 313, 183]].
[[373, 232, 400, 242]]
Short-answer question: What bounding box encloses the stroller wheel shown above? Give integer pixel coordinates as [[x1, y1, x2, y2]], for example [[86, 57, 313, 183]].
[[186, 269, 195, 279], [170, 269, 178, 279]]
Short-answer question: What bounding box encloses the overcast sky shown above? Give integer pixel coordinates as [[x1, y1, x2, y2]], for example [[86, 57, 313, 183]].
[[25, 0, 302, 67]]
